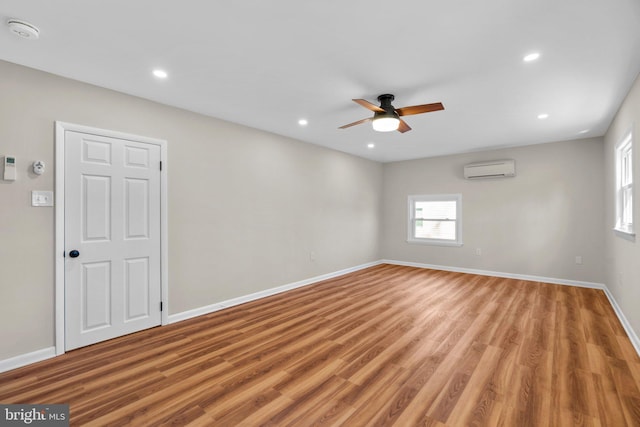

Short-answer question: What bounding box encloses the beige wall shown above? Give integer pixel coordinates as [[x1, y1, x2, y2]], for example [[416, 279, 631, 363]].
[[1, 56, 636, 364], [604, 72, 640, 337], [0, 60, 382, 360], [381, 138, 605, 283]]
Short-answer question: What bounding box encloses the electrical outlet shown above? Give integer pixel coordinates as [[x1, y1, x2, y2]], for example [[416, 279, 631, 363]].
[[475, 248, 482, 256], [309, 251, 316, 262], [575, 255, 583, 265]]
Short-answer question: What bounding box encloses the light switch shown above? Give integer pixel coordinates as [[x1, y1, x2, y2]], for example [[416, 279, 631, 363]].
[[32, 191, 54, 207]]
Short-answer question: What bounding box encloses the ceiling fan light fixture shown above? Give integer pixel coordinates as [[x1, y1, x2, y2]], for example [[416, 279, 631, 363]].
[[339, 93, 442, 133], [372, 114, 400, 132]]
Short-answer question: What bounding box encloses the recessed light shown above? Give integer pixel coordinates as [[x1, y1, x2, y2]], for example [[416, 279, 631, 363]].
[[152, 69, 168, 79], [524, 52, 540, 62], [578, 129, 590, 134], [537, 113, 549, 120], [367, 143, 375, 149], [298, 119, 308, 126]]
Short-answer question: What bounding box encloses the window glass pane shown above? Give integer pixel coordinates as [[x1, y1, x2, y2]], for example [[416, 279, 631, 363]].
[[415, 220, 456, 240], [415, 201, 457, 220], [622, 148, 633, 185], [623, 187, 633, 225], [615, 133, 633, 234], [409, 194, 462, 245]]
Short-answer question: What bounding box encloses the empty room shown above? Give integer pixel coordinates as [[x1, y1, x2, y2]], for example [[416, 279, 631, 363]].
[[1, 1, 639, 426]]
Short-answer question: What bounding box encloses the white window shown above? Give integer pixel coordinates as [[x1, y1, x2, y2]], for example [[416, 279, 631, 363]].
[[615, 132, 634, 236], [408, 194, 463, 246]]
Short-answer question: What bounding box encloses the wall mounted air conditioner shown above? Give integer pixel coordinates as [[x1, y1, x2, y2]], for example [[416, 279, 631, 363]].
[[464, 159, 515, 179]]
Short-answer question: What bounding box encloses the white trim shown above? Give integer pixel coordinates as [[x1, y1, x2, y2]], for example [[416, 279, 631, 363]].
[[55, 123, 65, 355], [614, 129, 634, 236], [613, 228, 636, 241], [383, 259, 605, 289], [159, 141, 169, 325], [6, 258, 640, 371], [0, 347, 56, 374], [408, 194, 463, 247], [168, 261, 382, 324], [405, 239, 464, 247], [54, 122, 169, 356], [167, 303, 227, 324], [601, 287, 640, 357]]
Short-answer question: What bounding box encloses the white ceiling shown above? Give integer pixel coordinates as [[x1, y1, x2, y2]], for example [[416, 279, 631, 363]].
[[1, 1, 640, 162]]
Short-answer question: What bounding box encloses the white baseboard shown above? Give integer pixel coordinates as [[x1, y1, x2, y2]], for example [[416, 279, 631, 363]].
[[383, 259, 640, 357], [601, 287, 640, 357], [167, 302, 227, 324], [382, 259, 606, 289], [5, 259, 638, 373], [0, 347, 56, 374], [1, 262, 382, 373], [168, 260, 383, 324]]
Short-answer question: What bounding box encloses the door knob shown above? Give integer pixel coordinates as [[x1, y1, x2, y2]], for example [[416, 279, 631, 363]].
[[69, 250, 80, 258]]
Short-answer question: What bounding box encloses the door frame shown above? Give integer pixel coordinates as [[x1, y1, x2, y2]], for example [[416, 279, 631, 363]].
[[54, 121, 169, 355]]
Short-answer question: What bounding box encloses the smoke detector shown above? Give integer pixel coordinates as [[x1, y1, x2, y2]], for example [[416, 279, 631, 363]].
[[7, 19, 40, 40]]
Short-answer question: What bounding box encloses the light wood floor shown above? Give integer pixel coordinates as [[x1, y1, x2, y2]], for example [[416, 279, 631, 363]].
[[1, 264, 639, 426]]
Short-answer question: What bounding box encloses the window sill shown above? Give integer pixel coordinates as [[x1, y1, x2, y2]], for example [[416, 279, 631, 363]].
[[613, 228, 636, 242], [407, 238, 463, 247]]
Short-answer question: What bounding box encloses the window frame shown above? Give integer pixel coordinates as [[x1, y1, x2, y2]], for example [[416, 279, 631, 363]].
[[614, 131, 634, 237], [407, 194, 463, 247]]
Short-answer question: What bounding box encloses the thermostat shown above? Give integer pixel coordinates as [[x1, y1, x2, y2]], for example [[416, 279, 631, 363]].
[[3, 156, 16, 181]]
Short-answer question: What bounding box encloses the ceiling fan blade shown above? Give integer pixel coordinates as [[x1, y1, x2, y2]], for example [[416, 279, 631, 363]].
[[353, 99, 385, 112], [338, 117, 371, 129], [397, 119, 412, 133], [396, 102, 444, 116]]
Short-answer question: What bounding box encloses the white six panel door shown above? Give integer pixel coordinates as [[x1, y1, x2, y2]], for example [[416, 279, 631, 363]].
[[65, 130, 161, 350]]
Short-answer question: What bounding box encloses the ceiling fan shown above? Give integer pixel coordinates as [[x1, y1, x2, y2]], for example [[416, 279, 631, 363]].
[[339, 94, 444, 133]]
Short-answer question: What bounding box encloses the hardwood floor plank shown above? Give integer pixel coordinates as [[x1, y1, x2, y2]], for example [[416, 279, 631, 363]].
[[204, 373, 288, 423], [581, 308, 625, 359], [551, 409, 602, 427], [1, 264, 639, 426], [234, 394, 295, 426], [267, 375, 350, 426], [483, 340, 519, 402], [607, 357, 640, 425], [340, 365, 409, 426], [279, 375, 352, 427], [592, 370, 628, 426], [443, 344, 505, 426]]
